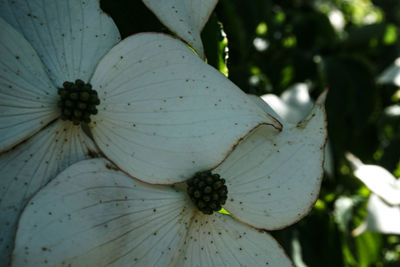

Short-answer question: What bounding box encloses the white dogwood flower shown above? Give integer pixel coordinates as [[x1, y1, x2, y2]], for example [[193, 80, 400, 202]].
[[346, 152, 400, 235], [11, 91, 327, 266], [143, 0, 218, 59], [0, 0, 281, 262]]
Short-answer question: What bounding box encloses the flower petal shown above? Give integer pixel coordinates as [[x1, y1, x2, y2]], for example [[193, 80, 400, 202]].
[[259, 83, 313, 125], [142, 0, 218, 59], [0, 120, 97, 265], [0, 17, 58, 152], [218, 91, 328, 230], [247, 94, 284, 124], [0, 0, 120, 85], [280, 83, 313, 117], [254, 87, 335, 177], [365, 194, 400, 234], [377, 57, 400, 86], [13, 158, 192, 266], [172, 212, 292, 266], [346, 152, 400, 205], [90, 33, 282, 185]]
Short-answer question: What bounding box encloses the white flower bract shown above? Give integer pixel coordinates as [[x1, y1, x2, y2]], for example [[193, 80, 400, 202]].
[[142, 0, 218, 59], [0, 0, 281, 262], [346, 152, 400, 235], [11, 91, 328, 266]]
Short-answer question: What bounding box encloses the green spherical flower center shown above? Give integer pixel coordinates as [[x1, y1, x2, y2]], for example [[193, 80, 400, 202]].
[[187, 171, 228, 215], [57, 79, 100, 125]]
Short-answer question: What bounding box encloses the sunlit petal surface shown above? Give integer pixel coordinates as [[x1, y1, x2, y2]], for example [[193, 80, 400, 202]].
[[365, 194, 400, 234], [0, 17, 57, 152], [346, 152, 400, 205], [143, 0, 218, 58], [12, 158, 192, 266], [90, 33, 282, 184], [0, 0, 120, 86], [172, 212, 292, 266], [0, 120, 98, 265], [218, 91, 327, 230]]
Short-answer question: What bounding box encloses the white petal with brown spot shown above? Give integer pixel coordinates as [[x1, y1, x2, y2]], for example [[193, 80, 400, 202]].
[[172, 212, 292, 266], [0, 0, 121, 86], [218, 92, 327, 230], [13, 158, 293, 266], [13, 159, 192, 266], [0, 17, 57, 152], [90, 33, 282, 184], [0, 120, 98, 264]]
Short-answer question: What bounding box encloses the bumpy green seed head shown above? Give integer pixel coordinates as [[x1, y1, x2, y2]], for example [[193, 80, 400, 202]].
[[187, 171, 228, 215], [58, 79, 100, 125]]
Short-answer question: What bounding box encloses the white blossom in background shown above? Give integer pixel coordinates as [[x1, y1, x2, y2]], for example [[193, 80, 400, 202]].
[[328, 9, 345, 31], [377, 57, 400, 87], [378, 58, 400, 117], [345, 152, 400, 235], [143, 0, 218, 59], [11, 92, 328, 266], [248, 83, 334, 177], [0, 0, 282, 262]]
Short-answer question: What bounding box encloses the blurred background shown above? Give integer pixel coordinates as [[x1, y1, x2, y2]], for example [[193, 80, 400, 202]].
[[101, 0, 400, 266]]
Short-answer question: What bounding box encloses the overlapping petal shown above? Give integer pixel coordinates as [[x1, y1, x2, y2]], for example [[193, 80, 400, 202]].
[[171, 212, 292, 266], [217, 91, 327, 230], [346, 152, 400, 205], [364, 194, 400, 234], [259, 83, 313, 125], [90, 33, 282, 184], [12, 158, 192, 266], [247, 94, 282, 123], [14, 159, 293, 266], [0, 0, 120, 86], [0, 17, 57, 152], [0, 120, 98, 264], [251, 84, 334, 177], [143, 0, 218, 59]]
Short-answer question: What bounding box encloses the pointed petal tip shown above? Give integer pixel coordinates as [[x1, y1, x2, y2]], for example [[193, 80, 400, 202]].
[[296, 89, 328, 129], [345, 152, 363, 169], [316, 89, 328, 106]]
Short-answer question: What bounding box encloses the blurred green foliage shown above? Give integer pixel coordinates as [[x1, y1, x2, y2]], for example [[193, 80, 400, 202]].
[[101, 0, 400, 266]]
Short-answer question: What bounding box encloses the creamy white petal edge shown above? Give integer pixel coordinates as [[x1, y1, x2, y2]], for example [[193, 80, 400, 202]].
[[218, 91, 327, 230], [247, 94, 283, 124], [172, 212, 293, 267], [12, 158, 193, 266], [14, 158, 292, 266], [0, 120, 98, 265], [142, 0, 218, 59], [364, 194, 400, 234], [0, 0, 120, 86], [258, 83, 313, 125], [0, 17, 58, 152], [90, 33, 282, 185], [346, 152, 400, 205]]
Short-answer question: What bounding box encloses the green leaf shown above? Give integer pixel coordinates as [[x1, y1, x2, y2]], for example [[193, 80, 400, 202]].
[[355, 232, 383, 267]]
